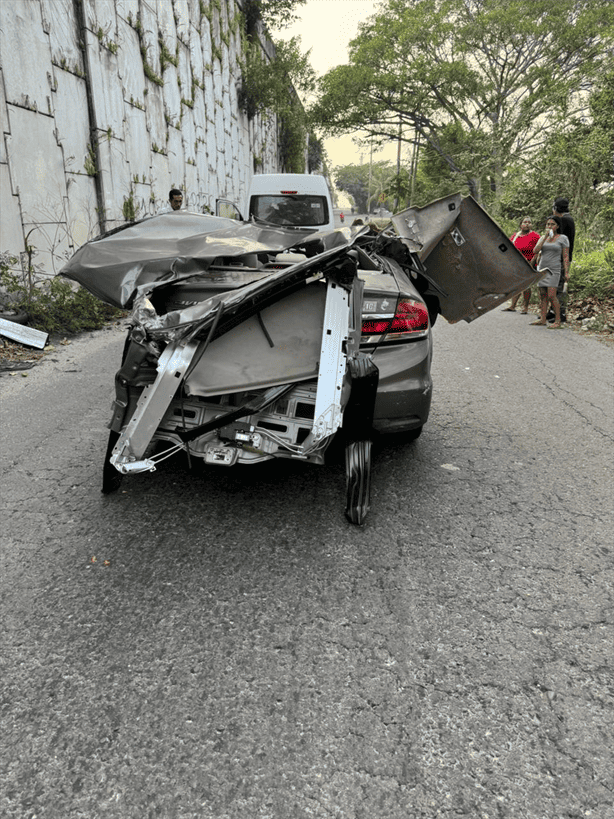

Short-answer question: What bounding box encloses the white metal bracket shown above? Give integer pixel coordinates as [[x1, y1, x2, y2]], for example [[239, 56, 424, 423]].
[[110, 340, 199, 471]]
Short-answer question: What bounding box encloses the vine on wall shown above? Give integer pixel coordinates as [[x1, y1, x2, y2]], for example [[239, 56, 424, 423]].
[[238, 14, 316, 173]]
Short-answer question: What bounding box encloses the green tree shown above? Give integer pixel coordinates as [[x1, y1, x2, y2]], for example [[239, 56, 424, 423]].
[[334, 162, 396, 213], [243, 0, 307, 32], [311, 0, 614, 211], [499, 69, 614, 238], [239, 35, 316, 172]]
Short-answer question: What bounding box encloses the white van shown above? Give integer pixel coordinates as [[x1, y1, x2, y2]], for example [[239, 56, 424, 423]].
[[245, 173, 335, 233]]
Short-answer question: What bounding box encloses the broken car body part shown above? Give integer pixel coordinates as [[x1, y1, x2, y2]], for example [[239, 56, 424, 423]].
[[61, 194, 541, 524]]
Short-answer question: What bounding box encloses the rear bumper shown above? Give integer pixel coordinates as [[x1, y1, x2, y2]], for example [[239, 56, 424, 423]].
[[367, 336, 432, 433]]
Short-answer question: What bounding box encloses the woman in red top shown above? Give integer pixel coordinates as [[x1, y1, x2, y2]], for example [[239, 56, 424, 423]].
[[502, 217, 541, 313]]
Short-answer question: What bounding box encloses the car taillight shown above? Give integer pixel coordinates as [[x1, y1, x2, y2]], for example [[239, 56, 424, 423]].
[[362, 298, 429, 342]]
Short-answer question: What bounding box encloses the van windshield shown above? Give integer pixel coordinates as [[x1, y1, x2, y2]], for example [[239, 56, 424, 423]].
[[250, 195, 330, 227]]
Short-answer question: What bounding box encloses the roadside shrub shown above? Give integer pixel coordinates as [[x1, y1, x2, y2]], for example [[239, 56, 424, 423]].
[[1, 252, 124, 334], [568, 241, 614, 301]]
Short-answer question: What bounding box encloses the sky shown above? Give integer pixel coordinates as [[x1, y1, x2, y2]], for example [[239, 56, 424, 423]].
[[272, 0, 399, 175]]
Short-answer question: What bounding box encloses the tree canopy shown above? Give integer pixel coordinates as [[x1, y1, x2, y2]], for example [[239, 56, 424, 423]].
[[334, 162, 399, 213], [311, 0, 614, 209], [243, 0, 307, 31]]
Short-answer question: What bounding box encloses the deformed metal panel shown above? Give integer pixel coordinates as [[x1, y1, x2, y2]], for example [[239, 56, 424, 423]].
[[0, 318, 48, 349], [423, 196, 541, 323], [60, 213, 320, 308], [392, 193, 462, 258], [185, 284, 327, 396]]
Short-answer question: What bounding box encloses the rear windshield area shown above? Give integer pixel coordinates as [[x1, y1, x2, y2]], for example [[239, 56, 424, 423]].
[[250, 195, 330, 227]]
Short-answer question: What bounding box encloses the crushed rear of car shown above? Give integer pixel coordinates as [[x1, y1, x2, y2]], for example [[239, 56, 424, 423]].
[[61, 194, 540, 524]]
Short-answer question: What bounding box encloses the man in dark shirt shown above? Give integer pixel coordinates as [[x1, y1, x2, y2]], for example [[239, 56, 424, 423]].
[[550, 197, 575, 322]]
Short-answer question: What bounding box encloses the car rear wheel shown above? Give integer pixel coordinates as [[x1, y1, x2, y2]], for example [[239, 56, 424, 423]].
[[345, 439, 372, 525], [101, 430, 123, 494]]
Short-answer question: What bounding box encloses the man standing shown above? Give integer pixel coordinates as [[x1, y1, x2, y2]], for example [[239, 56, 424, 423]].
[[157, 188, 183, 214], [551, 197, 575, 322]]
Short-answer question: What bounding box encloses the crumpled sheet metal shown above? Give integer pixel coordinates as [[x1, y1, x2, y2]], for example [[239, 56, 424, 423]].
[[392, 193, 462, 258], [60, 212, 349, 310], [422, 196, 541, 323], [129, 231, 365, 343]]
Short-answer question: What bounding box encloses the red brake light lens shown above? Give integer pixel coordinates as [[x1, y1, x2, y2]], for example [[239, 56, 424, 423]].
[[362, 298, 429, 340]]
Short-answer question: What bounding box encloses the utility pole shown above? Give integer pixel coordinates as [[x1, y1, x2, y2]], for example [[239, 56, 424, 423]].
[[394, 119, 402, 213]]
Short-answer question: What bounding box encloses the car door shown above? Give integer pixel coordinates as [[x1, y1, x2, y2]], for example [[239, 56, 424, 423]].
[[392, 194, 541, 323], [216, 199, 243, 220]]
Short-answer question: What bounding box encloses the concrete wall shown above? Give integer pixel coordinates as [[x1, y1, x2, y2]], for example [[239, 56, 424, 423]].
[[0, 0, 283, 275]]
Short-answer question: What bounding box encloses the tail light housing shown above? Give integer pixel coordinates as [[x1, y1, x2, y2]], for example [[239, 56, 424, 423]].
[[361, 298, 429, 343]]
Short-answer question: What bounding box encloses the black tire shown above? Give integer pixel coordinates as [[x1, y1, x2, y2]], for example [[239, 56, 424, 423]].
[[101, 430, 123, 494], [345, 439, 372, 525]]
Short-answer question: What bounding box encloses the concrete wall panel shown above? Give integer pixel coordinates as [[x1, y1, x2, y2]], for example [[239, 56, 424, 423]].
[[86, 32, 125, 138], [0, 164, 24, 253], [157, 0, 177, 51], [53, 70, 90, 176], [184, 162, 199, 209], [173, 0, 191, 43], [145, 85, 167, 152], [167, 128, 185, 190], [139, 2, 162, 76], [0, 0, 294, 266], [178, 41, 192, 101], [131, 180, 153, 219], [65, 173, 99, 247], [41, 0, 83, 74], [192, 87, 206, 143], [20, 219, 73, 278], [116, 0, 140, 23], [0, 70, 8, 164], [97, 136, 129, 226], [3, 0, 53, 114], [150, 150, 172, 207], [117, 18, 145, 107], [125, 106, 150, 182], [181, 107, 197, 164], [162, 65, 182, 127], [200, 16, 212, 66], [84, 0, 118, 39], [5, 106, 67, 223]]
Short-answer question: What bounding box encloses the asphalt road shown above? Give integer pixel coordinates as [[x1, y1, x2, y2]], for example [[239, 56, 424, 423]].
[[1, 312, 613, 819]]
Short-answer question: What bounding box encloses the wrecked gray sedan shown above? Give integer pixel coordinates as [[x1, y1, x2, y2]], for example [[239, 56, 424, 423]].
[[61, 194, 539, 524]]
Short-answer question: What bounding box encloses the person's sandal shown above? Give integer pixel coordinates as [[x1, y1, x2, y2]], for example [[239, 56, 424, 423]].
[[501, 307, 516, 311], [546, 323, 562, 329], [530, 320, 547, 325]]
